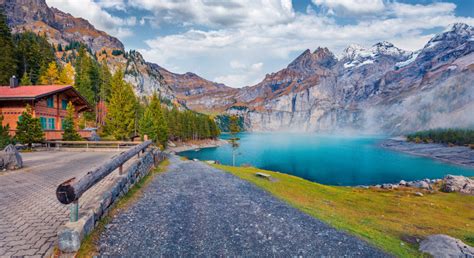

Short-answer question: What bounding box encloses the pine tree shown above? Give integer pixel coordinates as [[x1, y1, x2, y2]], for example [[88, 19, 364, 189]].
[[20, 72, 32, 86], [62, 102, 82, 141], [14, 32, 55, 84], [104, 70, 137, 140], [229, 115, 241, 166], [0, 115, 12, 149], [39, 61, 60, 85], [0, 8, 17, 85], [15, 105, 44, 149], [99, 60, 112, 102], [139, 93, 168, 148]]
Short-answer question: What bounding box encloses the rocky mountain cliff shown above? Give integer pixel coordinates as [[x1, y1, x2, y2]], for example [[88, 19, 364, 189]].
[[0, 0, 233, 107], [2, 0, 473, 134], [213, 24, 474, 134]]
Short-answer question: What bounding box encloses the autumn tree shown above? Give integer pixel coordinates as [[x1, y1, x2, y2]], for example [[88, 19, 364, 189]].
[[59, 62, 74, 85], [39, 61, 60, 85], [15, 105, 44, 149], [104, 70, 137, 140], [20, 72, 32, 86]]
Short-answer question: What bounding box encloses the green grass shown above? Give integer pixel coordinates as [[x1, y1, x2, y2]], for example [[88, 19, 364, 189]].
[[213, 164, 474, 257], [76, 159, 170, 258]]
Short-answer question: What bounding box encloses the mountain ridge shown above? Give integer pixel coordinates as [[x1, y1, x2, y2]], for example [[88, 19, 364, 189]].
[[2, 0, 473, 134]]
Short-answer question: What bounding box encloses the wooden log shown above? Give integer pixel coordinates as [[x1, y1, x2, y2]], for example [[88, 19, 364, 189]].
[[56, 140, 153, 204]]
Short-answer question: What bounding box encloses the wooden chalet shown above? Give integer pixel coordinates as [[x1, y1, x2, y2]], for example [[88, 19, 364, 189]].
[[0, 77, 93, 140]]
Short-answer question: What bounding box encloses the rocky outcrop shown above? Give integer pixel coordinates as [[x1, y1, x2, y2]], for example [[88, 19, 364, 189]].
[[442, 175, 474, 195], [419, 234, 474, 258], [3, 0, 473, 134], [0, 0, 123, 52], [0, 144, 23, 170], [233, 23, 474, 134]]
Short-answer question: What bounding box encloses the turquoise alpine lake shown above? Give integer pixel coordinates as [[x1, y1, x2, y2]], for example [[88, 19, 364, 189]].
[[179, 133, 474, 186]]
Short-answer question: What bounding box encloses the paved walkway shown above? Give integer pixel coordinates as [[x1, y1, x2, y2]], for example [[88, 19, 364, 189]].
[[0, 151, 133, 257], [98, 155, 388, 256]]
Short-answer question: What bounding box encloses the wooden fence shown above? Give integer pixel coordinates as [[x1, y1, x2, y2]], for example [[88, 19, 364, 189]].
[[55, 140, 154, 221]]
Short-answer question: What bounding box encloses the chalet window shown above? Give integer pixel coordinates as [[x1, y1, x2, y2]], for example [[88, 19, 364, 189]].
[[40, 117, 47, 129], [47, 97, 54, 108], [62, 99, 68, 110], [47, 118, 55, 130]]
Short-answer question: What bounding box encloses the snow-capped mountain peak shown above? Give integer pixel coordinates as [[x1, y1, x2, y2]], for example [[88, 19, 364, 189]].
[[342, 41, 410, 69]]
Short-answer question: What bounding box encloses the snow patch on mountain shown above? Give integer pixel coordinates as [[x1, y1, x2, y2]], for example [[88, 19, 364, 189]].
[[342, 41, 411, 69], [395, 50, 420, 69]]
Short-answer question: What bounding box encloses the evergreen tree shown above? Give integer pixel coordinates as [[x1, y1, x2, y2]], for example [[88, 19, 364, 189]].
[[57, 43, 63, 52], [20, 72, 32, 86], [0, 8, 17, 85], [229, 115, 241, 166], [14, 32, 55, 84], [15, 105, 44, 149], [139, 93, 168, 148], [75, 46, 95, 104], [59, 62, 74, 85], [104, 70, 137, 140], [62, 102, 82, 141], [39, 61, 60, 84], [99, 60, 112, 101], [0, 115, 12, 149]]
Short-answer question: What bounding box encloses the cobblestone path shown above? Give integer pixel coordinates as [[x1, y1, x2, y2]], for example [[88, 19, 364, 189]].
[[0, 151, 133, 257], [98, 155, 388, 256]]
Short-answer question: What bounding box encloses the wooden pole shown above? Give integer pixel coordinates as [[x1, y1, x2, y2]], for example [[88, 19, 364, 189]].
[[56, 140, 153, 204]]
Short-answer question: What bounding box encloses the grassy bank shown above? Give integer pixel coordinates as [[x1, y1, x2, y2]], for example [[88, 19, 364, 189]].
[[213, 164, 474, 256], [76, 159, 170, 257]]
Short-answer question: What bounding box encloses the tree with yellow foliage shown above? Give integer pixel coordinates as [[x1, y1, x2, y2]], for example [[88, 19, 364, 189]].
[[59, 62, 74, 85], [39, 61, 60, 85]]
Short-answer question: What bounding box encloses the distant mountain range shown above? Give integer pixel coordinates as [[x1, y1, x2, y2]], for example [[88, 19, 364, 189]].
[[2, 0, 473, 134]]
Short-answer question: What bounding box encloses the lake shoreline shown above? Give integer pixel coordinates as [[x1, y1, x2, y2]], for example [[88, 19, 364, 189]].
[[380, 139, 474, 169], [168, 139, 228, 153]]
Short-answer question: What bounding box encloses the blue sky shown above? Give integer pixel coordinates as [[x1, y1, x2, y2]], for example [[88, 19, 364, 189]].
[[46, 0, 474, 87]]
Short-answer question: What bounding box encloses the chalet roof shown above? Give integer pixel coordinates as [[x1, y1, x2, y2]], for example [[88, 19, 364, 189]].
[[0, 85, 92, 111]]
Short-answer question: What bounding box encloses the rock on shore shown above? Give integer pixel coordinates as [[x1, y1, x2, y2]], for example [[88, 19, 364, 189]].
[[367, 175, 474, 196], [419, 234, 474, 257], [442, 175, 474, 195]]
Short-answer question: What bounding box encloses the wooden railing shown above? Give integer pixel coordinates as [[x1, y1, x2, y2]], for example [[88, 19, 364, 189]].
[[55, 140, 153, 221], [45, 140, 143, 151]]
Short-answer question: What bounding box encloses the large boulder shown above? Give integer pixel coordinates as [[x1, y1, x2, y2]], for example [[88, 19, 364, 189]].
[[0, 144, 23, 170], [442, 175, 474, 195], [419, 234, 474, 257]]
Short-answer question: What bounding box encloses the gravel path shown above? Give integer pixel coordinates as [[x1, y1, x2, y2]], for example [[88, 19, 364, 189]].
[[98, 155, 388, 256]]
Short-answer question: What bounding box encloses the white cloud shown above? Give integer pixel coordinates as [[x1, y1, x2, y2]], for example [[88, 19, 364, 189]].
[[138, 1, 474, 87], [128, 0, 295, 28], [312, 0, 386, 15], [46, 0, 135, 38], [390, 2, 456, 17], [45, 0, 474, 88]]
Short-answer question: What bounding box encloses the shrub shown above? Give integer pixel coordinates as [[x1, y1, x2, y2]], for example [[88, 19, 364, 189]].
[[407, 128, 474, 146]]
